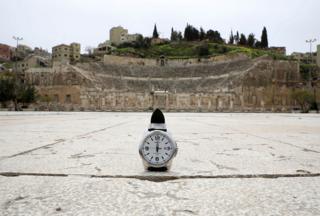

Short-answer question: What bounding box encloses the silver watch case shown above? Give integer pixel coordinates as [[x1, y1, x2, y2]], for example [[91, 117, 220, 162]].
[[139, 130, 178, 169]]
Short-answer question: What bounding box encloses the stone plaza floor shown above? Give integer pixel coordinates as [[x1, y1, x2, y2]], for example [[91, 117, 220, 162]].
[[0, 112, 319, 215]]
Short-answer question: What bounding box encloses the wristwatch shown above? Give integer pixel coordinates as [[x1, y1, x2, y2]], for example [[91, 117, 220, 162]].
[[139, 108, 178, 171]]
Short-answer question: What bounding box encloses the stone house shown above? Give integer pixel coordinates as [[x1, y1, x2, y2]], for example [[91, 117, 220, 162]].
[[16, 55, 50, 73], [15, 44, 33, 60], [93, 41, 115, 55], [0, 43, 13, 61], [110, 26, 139, 45], [52, 43, 81, 63]]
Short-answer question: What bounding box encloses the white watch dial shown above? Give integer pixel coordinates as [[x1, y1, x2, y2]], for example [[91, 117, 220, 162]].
[[141, 132, 175, 166]]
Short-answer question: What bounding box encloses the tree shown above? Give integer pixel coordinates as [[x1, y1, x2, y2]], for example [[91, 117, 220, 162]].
[[199, 27, 206, 41], [184, 24, 200, 41], [239, 33, 247, 45], [0, 72, 36, 110], [255, 40, 262, 48], [153, 24, 159, 38], [261, 26, 268, 48], [291, 90, 314, 113], [143, 37, 152, 48], [247, 33, 256, 47], [234, 31, 240, 44], [0, 73, 14, 107], [206, 29, 224, 43], [170, 28, 178, 41], [228, 30, 234, 44], [177, 31, 183, 41]]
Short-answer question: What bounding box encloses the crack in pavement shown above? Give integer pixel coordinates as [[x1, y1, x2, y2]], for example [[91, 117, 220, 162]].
[[189, 119, 320, 154], [0, 121, 130, 162], [1, 172, 320, 182]]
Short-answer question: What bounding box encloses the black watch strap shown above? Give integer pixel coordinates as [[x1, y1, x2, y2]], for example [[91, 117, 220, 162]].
[[148, 109, 167, 132]]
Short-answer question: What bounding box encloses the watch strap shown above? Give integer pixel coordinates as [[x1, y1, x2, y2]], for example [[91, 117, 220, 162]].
[[149, 109, 167, 131]]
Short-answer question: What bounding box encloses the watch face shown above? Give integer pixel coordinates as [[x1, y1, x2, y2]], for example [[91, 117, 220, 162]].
[[141, 131, 175, 166]]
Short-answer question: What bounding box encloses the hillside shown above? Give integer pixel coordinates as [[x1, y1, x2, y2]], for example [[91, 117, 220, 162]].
[[112, 41, 288, 60]]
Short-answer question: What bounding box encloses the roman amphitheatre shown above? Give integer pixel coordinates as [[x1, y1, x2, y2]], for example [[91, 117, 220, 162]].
[[24, 53, 303, 112]]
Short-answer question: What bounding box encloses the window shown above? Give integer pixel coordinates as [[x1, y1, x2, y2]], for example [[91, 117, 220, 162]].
[[64, 54, 67, 57], [65, 94, 71, 103]]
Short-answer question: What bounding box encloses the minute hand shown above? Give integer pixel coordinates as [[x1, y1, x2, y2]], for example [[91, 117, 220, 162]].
[[156, 142, 162, 152]]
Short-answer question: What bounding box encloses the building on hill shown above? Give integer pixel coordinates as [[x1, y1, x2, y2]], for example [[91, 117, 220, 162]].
[[14, 44, 33, 60], [268, 47, 286, 56], [151, 38, 170, 45], [0, 43, 13, 61], [52, 43, 81, 63], [93, 41, 115, 55], [317, 44, 320, 67], [291, 52, 317, 64], [33, 47, 51, 58], [16, 54, 50, 73], [110, 26, 139, 45]]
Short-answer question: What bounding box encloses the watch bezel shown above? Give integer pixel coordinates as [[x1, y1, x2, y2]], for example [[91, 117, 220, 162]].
[[139, 130, 177, 168]]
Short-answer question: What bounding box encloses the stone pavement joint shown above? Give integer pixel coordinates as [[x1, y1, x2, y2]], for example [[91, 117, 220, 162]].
[[1, 172, 320, 182]]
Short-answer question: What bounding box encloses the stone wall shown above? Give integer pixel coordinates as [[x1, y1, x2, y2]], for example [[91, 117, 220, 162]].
[[103, 53, 249, 67], [104, 55, 157, 66], [76, 86, 298, 112]]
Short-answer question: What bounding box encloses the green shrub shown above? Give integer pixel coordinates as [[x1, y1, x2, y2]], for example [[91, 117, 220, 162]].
[[291, 90, 314, 113]]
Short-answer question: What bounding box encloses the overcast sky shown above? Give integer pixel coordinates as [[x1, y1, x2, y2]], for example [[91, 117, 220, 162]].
[[1, 0, 319, 54]]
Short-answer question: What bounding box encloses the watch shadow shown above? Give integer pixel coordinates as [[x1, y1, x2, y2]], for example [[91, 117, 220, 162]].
[[147, 167, 168, 172]]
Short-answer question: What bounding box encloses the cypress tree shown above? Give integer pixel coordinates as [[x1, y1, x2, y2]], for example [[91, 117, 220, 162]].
[[170, 27, 174, 41], [239, 34, 247, 45], [184, 24, 199, 41], [247, 33, 255, 47], [171, 27, 179, 41], [228, 30, 234, 44], [261, 27, 268, 48], [153, 24, 159, 38], [200, 27, 206, 40], [234, 31, 240, 44]]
